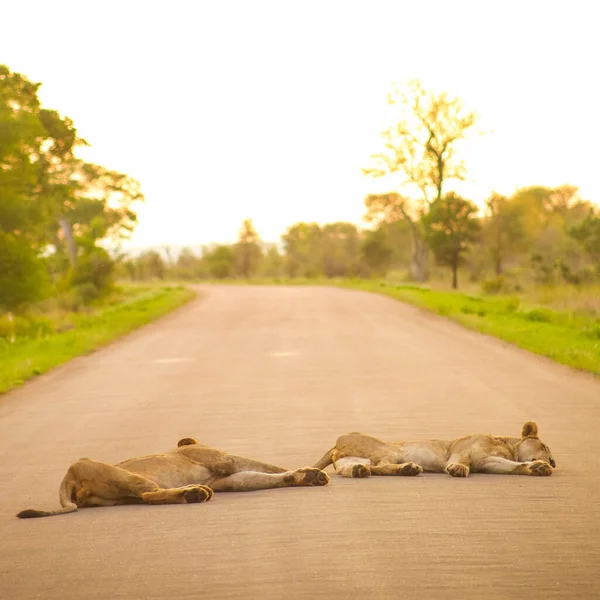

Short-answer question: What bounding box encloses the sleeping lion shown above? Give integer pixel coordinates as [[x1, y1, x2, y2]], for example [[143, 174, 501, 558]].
[[17, 437, 329, 518], [314, 421, 555, 478]]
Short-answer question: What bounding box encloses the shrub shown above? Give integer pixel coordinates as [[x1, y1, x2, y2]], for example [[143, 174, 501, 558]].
[[503, 297, 520, 312], [0, 233, 50, 311], [524, 308, 554, 323], [481, 275, 506, 295], [69, 248, 115, 301], [0, 313, 55, 340]]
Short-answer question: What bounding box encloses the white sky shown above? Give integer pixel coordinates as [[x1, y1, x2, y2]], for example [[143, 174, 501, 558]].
[[2, 0, 598, 246]]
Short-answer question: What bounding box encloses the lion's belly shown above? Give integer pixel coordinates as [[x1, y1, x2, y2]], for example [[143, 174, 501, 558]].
[[468, 438, 515, 462], [117, 455, 215, 489], [400, 443, 448, 472], [448, 434, 517, 464], [471, 445, 514, 461]]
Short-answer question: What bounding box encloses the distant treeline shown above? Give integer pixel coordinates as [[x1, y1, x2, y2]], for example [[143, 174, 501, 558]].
[[119, 185, 600, 291], [121, 78, 600, 291], [2, 64, 600, 318]]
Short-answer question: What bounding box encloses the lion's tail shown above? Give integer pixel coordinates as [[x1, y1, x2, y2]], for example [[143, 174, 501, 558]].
[[313, 447, 335, 470], [16, 471, 78, 519]]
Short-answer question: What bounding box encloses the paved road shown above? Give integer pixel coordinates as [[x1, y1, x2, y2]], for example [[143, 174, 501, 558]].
[[1, 285, 599, 599]]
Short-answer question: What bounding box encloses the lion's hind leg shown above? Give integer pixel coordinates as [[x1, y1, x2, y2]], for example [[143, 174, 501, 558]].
[[227, 455, 288, 474], [210, 467, 330, 492], [70, 458, 213, 507], [370, 461, 423, 476]]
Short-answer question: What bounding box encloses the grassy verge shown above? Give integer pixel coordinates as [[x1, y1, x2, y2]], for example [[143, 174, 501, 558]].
[[198, 277, 600, 375], [0, 285, 195, 394]]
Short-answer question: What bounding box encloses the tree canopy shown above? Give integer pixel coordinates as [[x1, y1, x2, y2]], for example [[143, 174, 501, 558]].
[[0, 64, 143, 310], [363, 80, 478, 280]]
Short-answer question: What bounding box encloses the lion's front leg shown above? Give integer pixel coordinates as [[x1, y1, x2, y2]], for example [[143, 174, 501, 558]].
[[476, 457, 553, 476], [141, 485, 213, 504], [209, 468, 330, 492], [445, 452, 471, 477], [333, 457, 372, 478], [370, 461, 423, 476]]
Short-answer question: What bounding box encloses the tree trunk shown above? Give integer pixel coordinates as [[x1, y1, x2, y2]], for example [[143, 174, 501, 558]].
[[494, 228, 503, 275], [494, 252, 503, 276], [452, 256, 458, 290], [396, 203, 430, 282], [405, 218, 429, 282], [58, 216, 77, 267]]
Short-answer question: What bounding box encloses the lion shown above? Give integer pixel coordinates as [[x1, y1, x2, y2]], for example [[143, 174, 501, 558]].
[[17, 437, 329, 518], [313, 421, 556, 478]]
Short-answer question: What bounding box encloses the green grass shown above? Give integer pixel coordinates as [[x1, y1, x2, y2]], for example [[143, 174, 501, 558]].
[[0, 285, 195, 394]]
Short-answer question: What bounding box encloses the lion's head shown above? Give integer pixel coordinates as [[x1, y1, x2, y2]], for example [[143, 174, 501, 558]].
[[516, 421, 556, 468]]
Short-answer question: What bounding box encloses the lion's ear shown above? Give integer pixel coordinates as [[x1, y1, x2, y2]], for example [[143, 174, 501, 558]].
[[177, 437, 198, 447], [521, 421, 539, 438]]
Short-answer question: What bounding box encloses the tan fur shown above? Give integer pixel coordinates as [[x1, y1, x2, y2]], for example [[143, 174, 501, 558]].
[[314, 421, 556, 478], [17, 438, 329, 518]]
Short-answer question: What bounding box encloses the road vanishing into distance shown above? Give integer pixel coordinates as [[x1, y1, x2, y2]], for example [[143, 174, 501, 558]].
[[1, 285, 600, 599]]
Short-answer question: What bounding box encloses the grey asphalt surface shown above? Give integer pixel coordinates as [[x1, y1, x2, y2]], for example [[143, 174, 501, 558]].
[[1, 285, 599, 599]]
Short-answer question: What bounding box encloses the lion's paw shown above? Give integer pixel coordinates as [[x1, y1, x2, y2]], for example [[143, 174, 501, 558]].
[[528, 460, 553, 476], [446, 462, 470, 478], [294, 467, 330, 486], [351, 464, 371, 478], [398, 462, 423, 476], [182, 485, 213, 503]]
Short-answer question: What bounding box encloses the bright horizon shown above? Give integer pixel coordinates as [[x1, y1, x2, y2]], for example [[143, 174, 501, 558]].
[[2, 0, 598, 248]]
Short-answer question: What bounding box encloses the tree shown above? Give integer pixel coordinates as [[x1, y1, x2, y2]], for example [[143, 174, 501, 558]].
[[203, 245, 234, 279], [484, 192, 526, 275], [360, 228, 393, 276], [320, 222, 361, 277], [541, 185, 593, 225], [34, 103, 141, 277], [0, 66, 51, 308], [506, 185, 593, 281], [234, 219, 262, 278], [0, 66, 46, 233], [363, 80, 477, 280], [174, 247, 203, 279], [259, 245, 285, 277], [422, 193, 481, 289], [281, 222, 323, 278], [35, 108, 87, 265], [0, 66, 48, 241], [68, 247, 115, 301], [569, 210, 600, 263], [364, 192, 426, 277], [137, 250, 166, 280], [1, 63, 144, 305], [0, 232, 49, 311]]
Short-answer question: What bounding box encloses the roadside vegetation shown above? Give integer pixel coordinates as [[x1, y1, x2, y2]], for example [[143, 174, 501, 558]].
[[0, 65, 195, 393], [0, 285, 194, 394]]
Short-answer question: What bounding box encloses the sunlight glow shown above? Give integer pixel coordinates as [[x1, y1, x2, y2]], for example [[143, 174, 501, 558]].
[[2, 0, 598, 247]]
